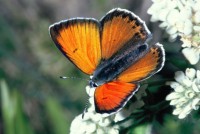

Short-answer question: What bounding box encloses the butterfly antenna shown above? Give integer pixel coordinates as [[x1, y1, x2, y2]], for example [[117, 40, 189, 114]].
[[82, 95, 90, 119], [60, 76, 89, 82]]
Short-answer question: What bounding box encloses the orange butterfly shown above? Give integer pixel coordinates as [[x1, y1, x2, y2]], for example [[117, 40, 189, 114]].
[[49, 8, 165, 114]]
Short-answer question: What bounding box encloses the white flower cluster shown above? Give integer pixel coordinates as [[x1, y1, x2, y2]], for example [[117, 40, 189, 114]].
[[70, 85, 146, 133], [166, 68, 200, 119], [148, 0, 200, 64], [70, 86, 119, 134], [70, 104, 119, 134]]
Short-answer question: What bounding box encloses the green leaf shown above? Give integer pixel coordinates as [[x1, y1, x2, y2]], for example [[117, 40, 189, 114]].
[[1, 80, 16, 134], [45, 97, 69, 134], [14, 91, 34, 134], [1, 80, 34, 134], [130, 124, 151, 134]]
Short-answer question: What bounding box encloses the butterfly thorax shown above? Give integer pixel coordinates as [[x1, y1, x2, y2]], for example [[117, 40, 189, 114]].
[[91, 42, 149, 86]]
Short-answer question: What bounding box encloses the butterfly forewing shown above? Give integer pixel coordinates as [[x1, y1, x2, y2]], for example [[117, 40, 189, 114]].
[[49, 19, 101, 75], [100, 8, 151, 60]]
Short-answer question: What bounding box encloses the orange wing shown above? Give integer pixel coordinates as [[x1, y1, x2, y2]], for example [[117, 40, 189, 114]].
[[94, 81, 139, 114], [100, 8, 151, 59], [117, 43, 165, 82], [49, 19, 101, 74]]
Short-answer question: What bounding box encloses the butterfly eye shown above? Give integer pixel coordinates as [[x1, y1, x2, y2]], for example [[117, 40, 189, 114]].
[[89, 80, 98, 88]]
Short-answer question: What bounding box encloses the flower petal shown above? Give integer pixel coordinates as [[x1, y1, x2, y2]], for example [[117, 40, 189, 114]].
[[86, 123, 96, 133], [192, 98, 200, 110], [86, 86, 95, 97], [172, 108, 182, 115], [194, 11, 200, 23], [99, 118, 111, 127], [182, 47, 200, 65], [158, 9, 170, 21], [197, 70, 200, 80], [167, 9, 180, 25], [178, 103, 192, 119], [183, 20, 193, 35], [181, 37, 192, 47], [159, 22, 168, 28], [166, 26, 177, 35], [70, 115, 86, 134], [174, 86, 185, 92], [174, 71, 186, 84], [192, 81, 200, 92], [185, 68, 196, 80], [166, 92, 182, 100]]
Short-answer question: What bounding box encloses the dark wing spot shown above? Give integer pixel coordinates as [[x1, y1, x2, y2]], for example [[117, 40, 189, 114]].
[[102, 97, 108, 100], [73, 48, 78, 53]]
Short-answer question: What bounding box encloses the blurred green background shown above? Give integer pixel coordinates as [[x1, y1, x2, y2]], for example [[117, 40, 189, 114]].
[[1, 0, 200, 134]]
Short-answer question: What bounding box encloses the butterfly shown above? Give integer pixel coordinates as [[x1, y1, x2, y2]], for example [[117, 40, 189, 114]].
[[49, 8, 165, 114]]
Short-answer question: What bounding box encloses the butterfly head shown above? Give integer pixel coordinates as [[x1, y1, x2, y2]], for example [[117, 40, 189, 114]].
[[89, 73, 107, 88], [89, 79, 98, 88]]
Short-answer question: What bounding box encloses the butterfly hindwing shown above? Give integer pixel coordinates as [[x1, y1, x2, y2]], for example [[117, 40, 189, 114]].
[[94, 81, 139, 114], [117, 43, 165, 82], [49, 19, 101, 74], [100, 8, 152, 59]]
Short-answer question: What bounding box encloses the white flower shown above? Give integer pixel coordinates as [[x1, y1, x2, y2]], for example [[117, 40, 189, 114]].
[[70, 114, 96, 134], [166, 68, 200, 119], [70, 105, 119, 134], [181, 36, 200, 65], [148, 0, 200, 64], [148, 0, 200, 39]]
